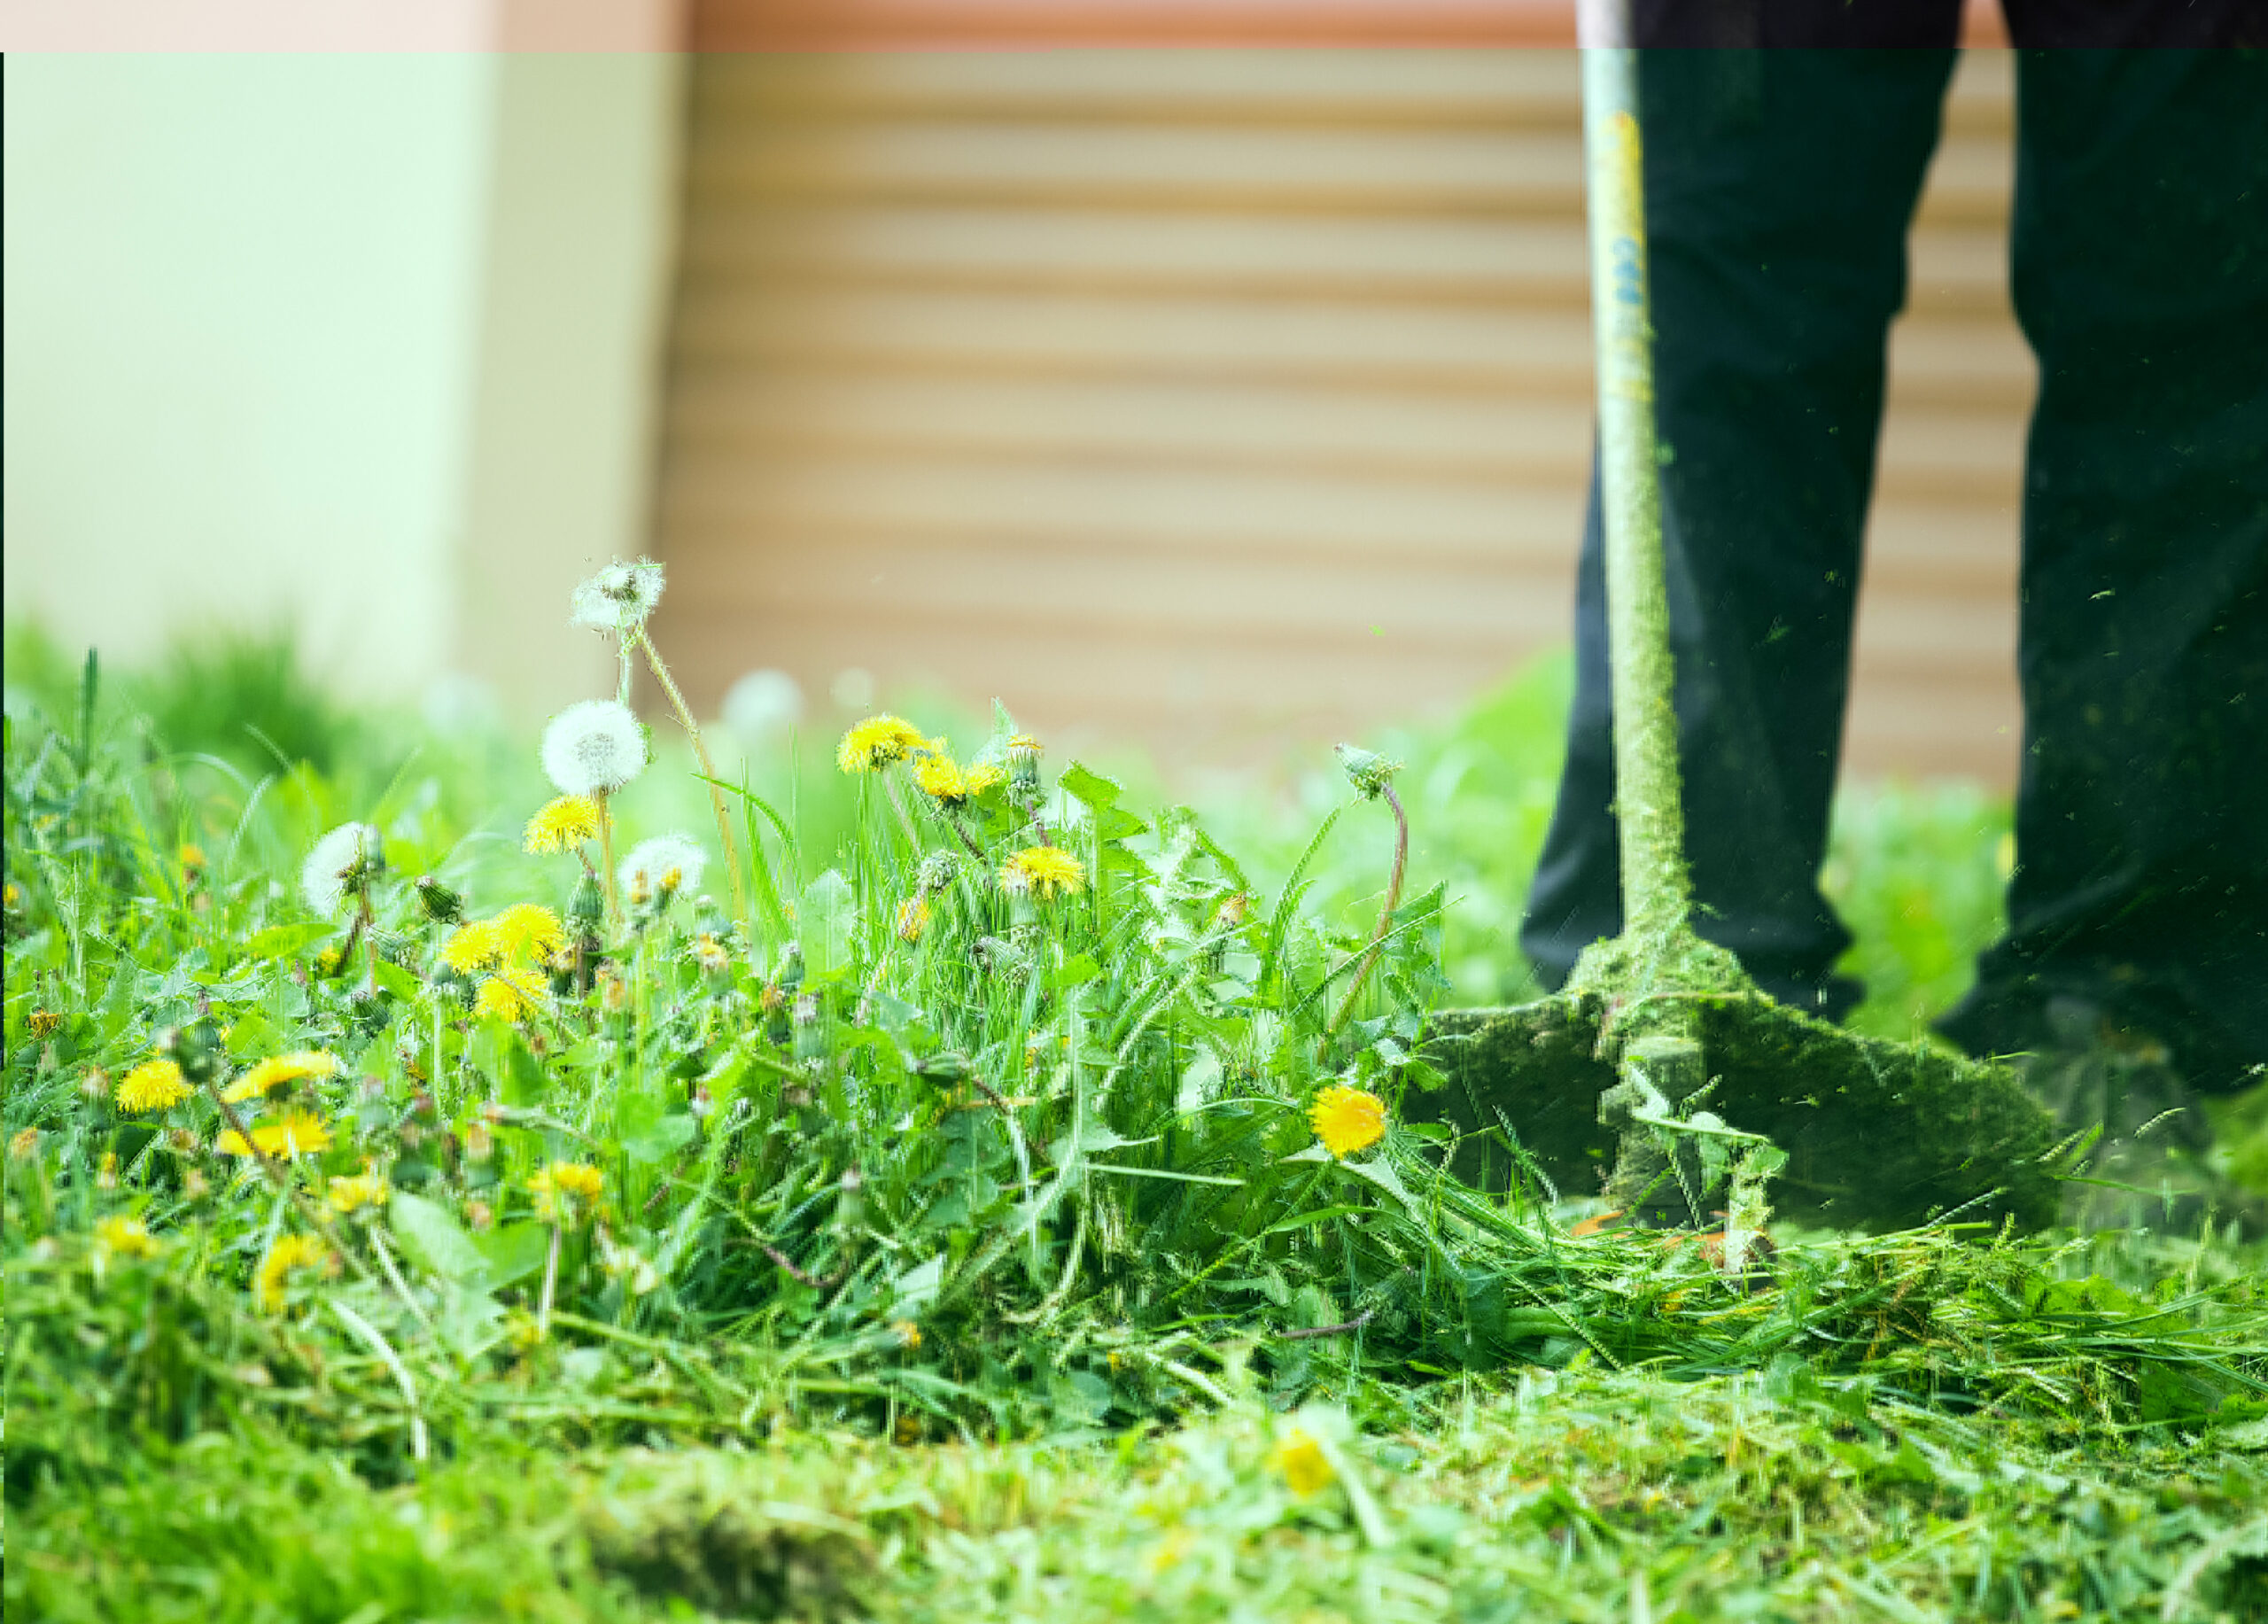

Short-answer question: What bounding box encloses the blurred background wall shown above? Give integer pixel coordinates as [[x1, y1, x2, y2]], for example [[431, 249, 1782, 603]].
[[4, 0, 2030, 784], [4, 1, 681, 716]]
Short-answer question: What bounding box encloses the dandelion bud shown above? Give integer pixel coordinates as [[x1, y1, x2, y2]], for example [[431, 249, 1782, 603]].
[[895, 897, 932, 944], [167, 1128, 199, 1155], [916, 851, 959, 896], [568, 874, 605, 930], [833, 1164, 866, 1232], [9, 1127, 39, 1161], [465, 1199, 493, 1232], [692, 933, 731, 975], [1007, 733, 1043, 792], [28, 1009, 61, 1041], [775, 943, 804, 993], [97, 1150, 120, 1190], [601, 967, 629, 1013], [915, 1050, 973, 1085], [1334, 743, 1403, 802], [415, 874, 464, 925], [1214, 892, 1253, 929], [792, 992, 824, 1061], [465, 1121, 495, 1162]]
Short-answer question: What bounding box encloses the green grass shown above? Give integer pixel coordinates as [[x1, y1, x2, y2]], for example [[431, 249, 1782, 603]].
[[7, 621, 2266, 1621]]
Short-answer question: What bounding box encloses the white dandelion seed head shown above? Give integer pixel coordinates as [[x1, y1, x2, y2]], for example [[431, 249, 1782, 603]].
[[542, 699, 648, 796], [619, 833, 707, 902], [301, 822, 383, 915], [569, 557, 666, 633]]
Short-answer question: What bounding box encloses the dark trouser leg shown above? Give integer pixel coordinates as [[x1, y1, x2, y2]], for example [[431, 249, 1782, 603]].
[[1520, 49, 1956, 1016], [1938, 51, 2268, 1092]]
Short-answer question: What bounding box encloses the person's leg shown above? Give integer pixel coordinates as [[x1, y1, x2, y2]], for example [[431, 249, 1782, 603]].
[[1521, 40, 1958, 1014], [1938, 45, 2268, 1092]]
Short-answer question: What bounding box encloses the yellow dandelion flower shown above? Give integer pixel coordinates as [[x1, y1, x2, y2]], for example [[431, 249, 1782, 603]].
[[117, 1059, 192, 1114], [29, 1009, 63, 1040], [440, 918, 504, 974], [895, 897, 932, 944], [221, 1049, 342, 1104], [96, 1215, 159, 1259], [10, 1126, 39, 1161], [692, 932, 732, 974], [327, 1169, 390, 1215], [1001, 845, 1086, 902], [255, 1233, 330, 1310], [1007, 733, 1042, 759], [3, 882, 19, 908], [1269, 1428, 1336, 1496], [963, 760, 1007, 796], [97, 1150, 120, 1189], [217, 1108, 334, 1159], [1309, 1084, 1386, 1160], [180, 842, 207, 870], [911, 744, 969, 804], [836, 714, 928, 773], [492, 903, 566, 964], [891, 1319, 922, 1349], [529, 1160, 605, 1220], [523, 795, 603, 855], [473, 966, 547, 1024]]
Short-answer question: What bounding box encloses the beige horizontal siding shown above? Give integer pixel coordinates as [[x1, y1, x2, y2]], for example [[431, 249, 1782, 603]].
[[652, 48, 2028, 782]]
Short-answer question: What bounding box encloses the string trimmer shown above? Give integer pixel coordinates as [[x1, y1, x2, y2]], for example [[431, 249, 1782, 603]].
[[1417, 20, 2060, 1232]]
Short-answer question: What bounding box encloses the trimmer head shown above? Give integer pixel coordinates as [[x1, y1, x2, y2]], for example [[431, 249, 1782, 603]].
[[1421, 991, 2060, 1232]]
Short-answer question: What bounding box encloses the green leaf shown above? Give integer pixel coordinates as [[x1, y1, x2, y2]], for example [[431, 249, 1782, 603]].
[[1050, 952, 1101, 991], [390, 1189, 491, 1285], [893, 1255, 945, 1314], [243, 921, 331, 962], [224, 1008, 280, 1057], [624, 1110, 696, 1167], [800, 869, 856, 975], [370, 957, 420, 1002], [1095, 806, 1148, 841], [1340, 1153, 1419, 1216], [1266, 1204, 1371, 1233], [475, 1223, 552, 1288], [1058, 763, 1122, 810]]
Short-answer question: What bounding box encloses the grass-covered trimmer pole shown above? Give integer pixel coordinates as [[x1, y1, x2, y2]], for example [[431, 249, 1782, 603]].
[[1410, 16, 2063, 1233]]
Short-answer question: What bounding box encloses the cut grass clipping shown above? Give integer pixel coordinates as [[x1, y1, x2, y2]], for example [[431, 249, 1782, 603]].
[[6, 579, 2265, 1620]]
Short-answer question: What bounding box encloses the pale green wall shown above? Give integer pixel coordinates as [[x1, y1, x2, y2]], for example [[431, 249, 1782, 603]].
[[3, 50, 680, 714]]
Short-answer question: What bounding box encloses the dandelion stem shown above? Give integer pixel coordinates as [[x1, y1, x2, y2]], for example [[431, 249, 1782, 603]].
[[369, 1225, 441, 1347], [595, 789, 619, 930], [636, 630, 752, 929], [1324, 783, 1409, 1052], [537, 1220, 563, 1339], [1276, 1309, 1377, 1340]]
